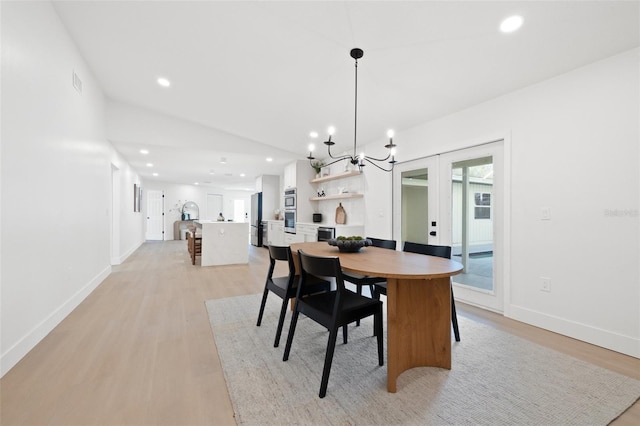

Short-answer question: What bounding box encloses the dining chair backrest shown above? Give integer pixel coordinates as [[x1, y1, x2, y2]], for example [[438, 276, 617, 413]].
[[403, 241, 452, 259], [298, 250, 343, 287], [368, 237, 397, 250], [268, 244, 296, 279]]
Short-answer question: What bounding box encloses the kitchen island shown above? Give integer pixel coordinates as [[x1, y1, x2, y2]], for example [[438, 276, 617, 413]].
[[195, 221, 249, 266]]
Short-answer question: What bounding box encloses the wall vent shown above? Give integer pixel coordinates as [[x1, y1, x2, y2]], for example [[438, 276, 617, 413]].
[[72, 70, 83, 93]]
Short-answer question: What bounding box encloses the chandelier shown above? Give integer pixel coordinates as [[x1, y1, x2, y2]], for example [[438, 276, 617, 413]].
[[307, 48, 397, 172]]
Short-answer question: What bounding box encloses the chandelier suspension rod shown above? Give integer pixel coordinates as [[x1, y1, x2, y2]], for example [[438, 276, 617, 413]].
[[353, 56, 358, 160]]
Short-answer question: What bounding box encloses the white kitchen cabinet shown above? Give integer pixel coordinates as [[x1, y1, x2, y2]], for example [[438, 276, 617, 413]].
[[284, 232, 304, 245], [297, 223, 318, 242], [283, 160, 316, 224], [284, 160, 315, 190], [283, 162, 297, 189], [267, 221, 284, 246]]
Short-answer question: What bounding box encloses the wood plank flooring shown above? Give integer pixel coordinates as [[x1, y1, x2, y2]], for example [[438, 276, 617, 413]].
[[1, 240, 638, 425]]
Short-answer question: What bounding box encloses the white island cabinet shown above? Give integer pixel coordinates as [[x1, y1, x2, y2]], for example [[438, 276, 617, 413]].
[[196, 221, 249, 266]]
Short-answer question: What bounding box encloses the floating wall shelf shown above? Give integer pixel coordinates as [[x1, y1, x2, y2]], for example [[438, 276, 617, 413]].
[[309, 170, 361, 184], [309, 193, 364, 201]]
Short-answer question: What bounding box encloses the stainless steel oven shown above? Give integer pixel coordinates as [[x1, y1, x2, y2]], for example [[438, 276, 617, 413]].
[[284, 209, 296, 234], [317, 227, 335, 241], [284, 188, 296, 210]]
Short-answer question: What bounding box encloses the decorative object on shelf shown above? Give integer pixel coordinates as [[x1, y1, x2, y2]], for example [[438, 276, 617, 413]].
[[182, 201, 199, 220], [172, 199, 184, 216], [317, 189, 326, 197], [171, 200, 199, 220], [274, 208, 281, 220], [306, 48, 397, 173], [328, 236, 372, 253], [310, 160, 325, 178], [335, 202, 346, 224]]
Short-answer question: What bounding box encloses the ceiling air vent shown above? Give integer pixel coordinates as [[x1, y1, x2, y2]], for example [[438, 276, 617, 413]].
[[72, 70, 82, 93]]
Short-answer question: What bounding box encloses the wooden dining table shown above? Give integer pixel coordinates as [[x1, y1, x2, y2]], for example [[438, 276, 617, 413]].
[[290, 241, 463, 393]]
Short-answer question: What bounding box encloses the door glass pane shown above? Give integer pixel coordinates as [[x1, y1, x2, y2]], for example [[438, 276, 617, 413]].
[[451, 157, 494, 291], [401, 168, 429, 244]]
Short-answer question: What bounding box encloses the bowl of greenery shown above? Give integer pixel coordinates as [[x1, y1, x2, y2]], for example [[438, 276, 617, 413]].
[[327, 236, 373, 253]]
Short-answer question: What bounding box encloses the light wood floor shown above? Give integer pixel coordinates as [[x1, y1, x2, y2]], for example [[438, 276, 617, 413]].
[[1, 241, 638, 425]]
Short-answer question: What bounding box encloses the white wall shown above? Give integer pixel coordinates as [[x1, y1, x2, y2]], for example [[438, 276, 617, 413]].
[[363, 48, 639, 357], [110, 148, 145, 264], [0, 1, 144, 376]]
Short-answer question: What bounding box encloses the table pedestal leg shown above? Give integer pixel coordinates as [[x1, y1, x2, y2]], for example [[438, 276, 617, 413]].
[[386, 277, 451, 392]]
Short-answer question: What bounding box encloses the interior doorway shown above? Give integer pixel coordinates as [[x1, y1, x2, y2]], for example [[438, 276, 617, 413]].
[[206, 193, 223, 220], [146, 190, 164, 240], [393, 156, 438, 246]]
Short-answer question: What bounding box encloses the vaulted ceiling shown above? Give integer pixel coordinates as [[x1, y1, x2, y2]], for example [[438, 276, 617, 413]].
[[52, 1, 639, 190]]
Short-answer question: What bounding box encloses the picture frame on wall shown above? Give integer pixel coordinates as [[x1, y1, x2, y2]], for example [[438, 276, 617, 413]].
[[134, 183, 142, 212]]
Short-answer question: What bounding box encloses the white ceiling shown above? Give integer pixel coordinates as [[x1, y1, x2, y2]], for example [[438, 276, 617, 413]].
[[52, 1, 639, 190]]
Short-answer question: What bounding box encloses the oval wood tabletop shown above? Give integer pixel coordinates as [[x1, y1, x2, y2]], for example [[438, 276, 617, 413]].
[[291, 242, 463, 280]]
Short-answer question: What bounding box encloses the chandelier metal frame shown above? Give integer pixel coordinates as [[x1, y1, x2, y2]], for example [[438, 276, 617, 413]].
[[307, 48, 397, 172]]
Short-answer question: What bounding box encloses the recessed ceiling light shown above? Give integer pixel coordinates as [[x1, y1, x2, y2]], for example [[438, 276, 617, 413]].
[[209, 171, 215, 175], [240, 173, 246, 177], [220, 157, 227, 164], [152, 172, 158, 176], [309, 131, 318, 138], [266, 157, 273, 162], [146, 163, 153, 167], [194, 182, 199, 185], [500, 15, 523, 33], [140, 149, 149, 155], [157, 77, 171, 87]]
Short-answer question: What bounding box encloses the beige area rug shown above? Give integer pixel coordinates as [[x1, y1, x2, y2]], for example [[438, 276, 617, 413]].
[[206, 294, 640, 425]]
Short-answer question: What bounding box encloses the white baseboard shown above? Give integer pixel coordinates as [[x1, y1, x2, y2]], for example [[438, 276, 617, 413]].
[[111, 240, 143, 265], [0, 265, 112, 377], [508, 304, 639, 358]]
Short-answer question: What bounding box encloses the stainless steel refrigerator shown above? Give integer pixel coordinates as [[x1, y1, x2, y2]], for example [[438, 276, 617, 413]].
[[250, 192, 263, 246]]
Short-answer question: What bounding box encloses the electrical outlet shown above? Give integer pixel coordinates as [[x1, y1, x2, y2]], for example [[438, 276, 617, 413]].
[[541, 207, 551, 220], [540, 277, 551, 293]]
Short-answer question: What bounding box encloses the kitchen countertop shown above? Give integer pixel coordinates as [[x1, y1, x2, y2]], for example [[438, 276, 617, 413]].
[[295, 222, 364, 228]]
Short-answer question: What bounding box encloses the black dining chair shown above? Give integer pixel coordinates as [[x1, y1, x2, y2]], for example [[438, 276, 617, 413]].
[[283, 250, 383, 398], [373, 241, 461, 342], [342, 237, 396, 327], [256, 245, 330, 347]]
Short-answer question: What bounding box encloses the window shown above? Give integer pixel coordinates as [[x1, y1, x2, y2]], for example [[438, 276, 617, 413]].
[[474, 192, 491, 219]]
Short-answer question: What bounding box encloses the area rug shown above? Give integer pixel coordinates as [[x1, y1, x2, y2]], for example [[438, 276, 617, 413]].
[[206, 294, 640, 425]]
